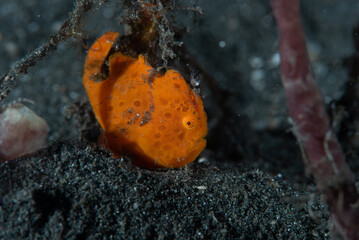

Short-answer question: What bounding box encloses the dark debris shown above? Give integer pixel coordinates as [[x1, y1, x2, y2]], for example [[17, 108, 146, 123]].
[[0, 0, 106, 100]]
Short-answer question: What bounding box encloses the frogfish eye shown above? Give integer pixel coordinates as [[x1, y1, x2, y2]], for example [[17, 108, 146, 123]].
[[182, 116, 196, 129]]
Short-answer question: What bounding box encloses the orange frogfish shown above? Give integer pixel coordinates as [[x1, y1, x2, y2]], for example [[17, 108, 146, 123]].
[[82, 32, 208, 168]]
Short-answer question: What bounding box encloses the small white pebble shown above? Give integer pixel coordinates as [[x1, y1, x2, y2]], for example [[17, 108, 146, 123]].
[[269, 52, 281, 68], [250, 69, 265, 91], [4, 42, 19, 57], [194, 185, 207, 190], [249, 56, 264, 69], [190, 71, 201, 87], [219, 41, 226, 48], [69, 91, 79, 100], [0, 103, 48, 162], [197, 157, 207, 163]]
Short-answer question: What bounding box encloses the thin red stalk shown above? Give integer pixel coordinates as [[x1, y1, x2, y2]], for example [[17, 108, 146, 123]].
[[271, 0, 359, 239]]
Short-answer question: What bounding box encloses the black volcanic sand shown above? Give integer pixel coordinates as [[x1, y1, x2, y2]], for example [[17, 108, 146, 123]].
[[0, 139, 329, 239], [1, 0, 359, 239]]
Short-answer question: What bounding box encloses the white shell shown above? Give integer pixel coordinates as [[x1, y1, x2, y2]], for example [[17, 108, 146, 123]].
[[0, 103, 48, 162]]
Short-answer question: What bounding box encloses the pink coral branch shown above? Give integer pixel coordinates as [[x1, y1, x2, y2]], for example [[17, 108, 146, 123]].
[[271, 0, 359, 238]]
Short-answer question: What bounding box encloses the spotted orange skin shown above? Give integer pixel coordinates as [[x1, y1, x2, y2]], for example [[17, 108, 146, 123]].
[[83, 32, 207, 168]]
